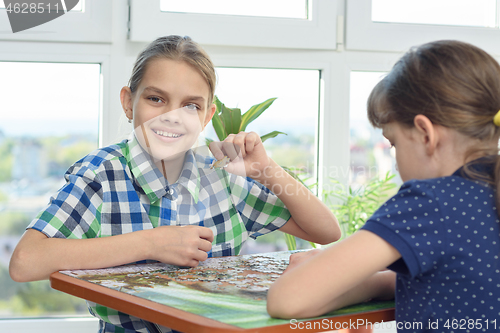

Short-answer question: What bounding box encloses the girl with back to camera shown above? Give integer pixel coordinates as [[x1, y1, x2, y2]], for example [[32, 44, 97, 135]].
[[9, 35, 340, 333], [267, 40, 500, 331]]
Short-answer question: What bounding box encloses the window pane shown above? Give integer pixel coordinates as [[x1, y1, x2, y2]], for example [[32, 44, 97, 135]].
[[160, 0, 308, 19], [349, 71, 401, 187], [0, 0, 84, 11], [372, 0, 497, 28], [211, 67, 320, 253], [0, 62, 100, 317]]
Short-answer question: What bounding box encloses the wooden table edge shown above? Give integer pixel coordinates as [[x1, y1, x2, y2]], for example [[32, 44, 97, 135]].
[[245, 307, 395, 332], [51, 271, 395, 333], [50, 271, 243, 333]]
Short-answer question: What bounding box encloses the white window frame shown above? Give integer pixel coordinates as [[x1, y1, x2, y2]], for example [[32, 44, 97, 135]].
[[129, 0, 340, 50], [0, 0, 112, 42], [346, 0, 500, 55], [0, 40, 110, 332], [0, 317, 99, 333], [0, 41, 109, 147]]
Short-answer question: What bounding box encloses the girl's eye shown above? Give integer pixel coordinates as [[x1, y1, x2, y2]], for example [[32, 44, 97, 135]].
[[184, 103, 200, 111], [148, 96, 163, 104]]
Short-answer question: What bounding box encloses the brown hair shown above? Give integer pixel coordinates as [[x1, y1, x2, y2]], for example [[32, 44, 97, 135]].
[[129, 35, 216, 106], [367, 40, 500, 213]]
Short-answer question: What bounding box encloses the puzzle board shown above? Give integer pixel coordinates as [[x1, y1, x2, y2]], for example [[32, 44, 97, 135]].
[[54, 251, 394, 330]]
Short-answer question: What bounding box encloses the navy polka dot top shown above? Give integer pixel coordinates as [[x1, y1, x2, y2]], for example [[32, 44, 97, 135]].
[[362, 158, 500, 332]]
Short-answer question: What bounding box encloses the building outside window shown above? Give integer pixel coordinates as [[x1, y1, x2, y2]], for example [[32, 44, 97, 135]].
[[0, 62, 100, 318]]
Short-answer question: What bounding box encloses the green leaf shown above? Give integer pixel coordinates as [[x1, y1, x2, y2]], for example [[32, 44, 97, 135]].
[[284, 233, 297, 251], [205, 137, 214, 146], [260, 131, 286, 143], [240, 97, 277, 131], [214, 95, 235, 138], [214, 95, 223, 115], [231, 108, 242, 134], [212, 113, 227, 141], [220, 104, 233, 135]]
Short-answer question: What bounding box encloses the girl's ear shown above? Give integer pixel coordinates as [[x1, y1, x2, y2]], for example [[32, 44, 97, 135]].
[[120, 86, 134, 121], [203, 103, 217, 128], [413, 114, 437, 155]]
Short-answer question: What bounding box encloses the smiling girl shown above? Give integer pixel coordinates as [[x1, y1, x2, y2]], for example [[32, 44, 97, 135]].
[[9, 35, 340, 333]]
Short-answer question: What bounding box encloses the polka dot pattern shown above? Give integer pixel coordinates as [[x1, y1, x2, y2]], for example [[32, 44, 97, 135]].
[[363, 172, 500, 332]]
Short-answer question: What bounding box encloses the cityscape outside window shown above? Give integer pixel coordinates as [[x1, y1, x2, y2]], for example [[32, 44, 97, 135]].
[[0, 62, 100, 317]]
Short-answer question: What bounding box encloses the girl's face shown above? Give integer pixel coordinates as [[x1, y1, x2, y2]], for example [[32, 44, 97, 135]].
[[382, 121, 431, 182], [122, 58, 215, 162]]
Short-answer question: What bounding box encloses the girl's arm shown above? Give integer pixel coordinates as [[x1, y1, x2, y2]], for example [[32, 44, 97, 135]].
[[255, 158, 340, 244], [267, 230, 400, 319], [9, 225, 213, 282], [210, 132, 341, 244]]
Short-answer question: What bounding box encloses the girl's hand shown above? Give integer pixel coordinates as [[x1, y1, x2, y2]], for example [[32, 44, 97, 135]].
[[147, 225, 214, 267], [209, 131, 270, 179], [284, 249, 322, 274]]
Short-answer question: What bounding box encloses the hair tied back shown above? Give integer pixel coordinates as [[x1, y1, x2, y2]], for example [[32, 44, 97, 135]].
[[494, 110, 500, 127]]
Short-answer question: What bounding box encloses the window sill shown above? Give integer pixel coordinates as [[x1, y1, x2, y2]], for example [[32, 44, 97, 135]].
[[0, 317, 98, 333]]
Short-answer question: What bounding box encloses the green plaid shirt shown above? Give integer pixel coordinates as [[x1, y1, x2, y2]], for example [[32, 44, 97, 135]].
[[28, 134, 291, 333]]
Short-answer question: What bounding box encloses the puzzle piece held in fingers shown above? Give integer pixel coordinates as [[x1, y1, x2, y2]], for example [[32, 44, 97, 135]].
[[210, 156, 231, 169]]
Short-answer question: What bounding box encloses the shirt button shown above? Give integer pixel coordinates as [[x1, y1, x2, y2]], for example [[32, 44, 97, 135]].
[[168, 188, 174, 195]]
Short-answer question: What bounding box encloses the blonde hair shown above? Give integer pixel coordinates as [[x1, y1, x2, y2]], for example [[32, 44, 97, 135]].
[[129, 35, 216, 106]]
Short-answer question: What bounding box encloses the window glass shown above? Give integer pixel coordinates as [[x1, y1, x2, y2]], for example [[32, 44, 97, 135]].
[[0, 61, 100, 317], [0, 0, 84, 11], [160, 0, 308, 19], [349, 71, 401, 187], [211, 67, 320, 253], [211, 67, 319, 182], [372, 0, 497, 28]]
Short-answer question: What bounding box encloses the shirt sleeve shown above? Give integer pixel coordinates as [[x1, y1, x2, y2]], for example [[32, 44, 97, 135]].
[[361, 180, 446, 278], [229, 174, 291, 239], [27, 160, 103, 240]]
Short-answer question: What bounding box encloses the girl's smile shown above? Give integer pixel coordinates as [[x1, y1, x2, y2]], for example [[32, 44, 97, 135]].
[[152, 129, 183, 139]]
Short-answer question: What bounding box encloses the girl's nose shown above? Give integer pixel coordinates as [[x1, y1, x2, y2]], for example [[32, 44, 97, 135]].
[[159, 107, 183, 123]]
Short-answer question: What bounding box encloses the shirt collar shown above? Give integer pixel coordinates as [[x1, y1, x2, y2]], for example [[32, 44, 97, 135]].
[[125, 133, 213, 204], [126, 133, 168, 203], [176, 145, 214, 203], [452, 155, 496, 184]]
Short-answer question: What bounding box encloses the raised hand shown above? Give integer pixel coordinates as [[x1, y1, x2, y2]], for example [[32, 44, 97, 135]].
[[209, 131, 270, 179]]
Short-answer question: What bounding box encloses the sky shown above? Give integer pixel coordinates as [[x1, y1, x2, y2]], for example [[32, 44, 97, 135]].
[[0, 62, 101, 137], [0, 63, 320, 141], [160, 0, 307, 19]]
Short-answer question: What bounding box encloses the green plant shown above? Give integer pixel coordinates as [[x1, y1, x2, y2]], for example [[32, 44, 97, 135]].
[[323, 172, 397, 239], [206, 96, 286, 145]]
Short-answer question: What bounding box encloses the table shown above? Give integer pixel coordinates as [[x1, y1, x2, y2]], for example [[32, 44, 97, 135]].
[[50, 251, 395, 333]]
